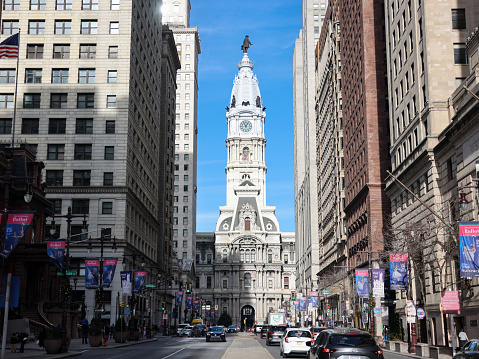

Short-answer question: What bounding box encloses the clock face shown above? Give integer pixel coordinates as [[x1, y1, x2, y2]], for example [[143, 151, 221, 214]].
[[240, 120, 252, 132]]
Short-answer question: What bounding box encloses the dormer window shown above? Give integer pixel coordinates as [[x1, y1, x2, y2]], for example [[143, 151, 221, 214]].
[[245, 218, 251, 231]]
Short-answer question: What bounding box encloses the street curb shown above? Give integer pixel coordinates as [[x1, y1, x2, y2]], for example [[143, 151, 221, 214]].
[[382, 348, 425, 359]]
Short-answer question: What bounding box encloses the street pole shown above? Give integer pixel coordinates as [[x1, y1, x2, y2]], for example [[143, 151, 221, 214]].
[[0, 273, 12, 359]]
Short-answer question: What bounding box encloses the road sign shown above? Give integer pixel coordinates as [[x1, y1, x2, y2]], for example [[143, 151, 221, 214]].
[[56, 270, 77, 276], [145, 284, 156, 288], [322, 290, 330, 294]]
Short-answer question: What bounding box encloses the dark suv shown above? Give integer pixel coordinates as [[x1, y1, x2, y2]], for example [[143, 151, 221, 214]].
[[266, 325, 287, 346], [308, 328, 384, 359]]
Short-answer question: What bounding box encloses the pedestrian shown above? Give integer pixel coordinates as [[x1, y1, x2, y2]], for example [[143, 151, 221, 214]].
[[19, 332, 28, 353], [459, 328, 469, 348], [110, 324, 115, 339], [38, 327, 46, 351], [103, 324, 110, 346], [10, 332, 19, 353], [81, 319, 89, 344]]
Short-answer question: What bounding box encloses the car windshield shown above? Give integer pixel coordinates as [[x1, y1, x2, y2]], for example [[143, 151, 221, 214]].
[[229, 325, 235, 328], [270, 326, 287, 332], [330, 334, 376, 347], [288, 330, 312, 338], [211, 326, 223, 333]]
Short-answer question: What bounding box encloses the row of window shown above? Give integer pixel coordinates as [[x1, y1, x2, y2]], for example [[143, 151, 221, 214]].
[[45, 144, 115, 160], [0, 118, 115, 135], [46, 170, 114, 187], [2, 19, 120, 35], [174, 185, 190, 192], [193, 274, 291, 290], [4, 0, 120, 11], [173, 196, 189, 203], [173, 217, 189, 225], [172, 229, 189, 237], [1, 68, 118, 84], [25, 44, 118, 60], [0, 93, 116, 109]]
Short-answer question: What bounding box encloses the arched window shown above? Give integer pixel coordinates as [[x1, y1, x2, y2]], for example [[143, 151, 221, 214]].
[[242, 147, 249, 161], [245, 249, 250, 263], [244, 273, 252, 288], [223, 249, 228, 263], [251, 250, 256, 262], [240, 249, 245, 262], [245, 217, 251, 231]]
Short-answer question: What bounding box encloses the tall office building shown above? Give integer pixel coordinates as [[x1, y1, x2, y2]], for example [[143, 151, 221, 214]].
[[161, 0, 201, 263], [293, 0, 328, 300], [0, 0, 178, 327]]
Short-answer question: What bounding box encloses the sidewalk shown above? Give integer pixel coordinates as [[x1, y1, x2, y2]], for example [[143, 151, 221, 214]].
[[221, 335, 273, 359], [0, 336, 159, 359]]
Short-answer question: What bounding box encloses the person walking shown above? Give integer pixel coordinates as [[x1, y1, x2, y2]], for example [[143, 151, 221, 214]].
[[110, 324, 115, 339], [459, 328, 469, 349], [81, 319, 89, 344], [19, 332, 28, 353], [38, 327, 46, 351], [10, 332, 19, 353], [103, 324, 110, 346]]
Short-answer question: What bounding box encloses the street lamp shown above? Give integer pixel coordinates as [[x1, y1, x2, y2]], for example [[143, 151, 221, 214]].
[[49, 207, 87, 353]]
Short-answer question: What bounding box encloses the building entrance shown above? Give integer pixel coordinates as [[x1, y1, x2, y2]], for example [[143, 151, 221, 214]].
[[241, 305, 255, 331]]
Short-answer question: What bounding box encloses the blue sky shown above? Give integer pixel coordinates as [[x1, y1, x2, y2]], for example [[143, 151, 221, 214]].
[[191, 1, 302, 233]]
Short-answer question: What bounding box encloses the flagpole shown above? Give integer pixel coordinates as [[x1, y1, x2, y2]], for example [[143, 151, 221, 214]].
[[11, 30, 20, 148]]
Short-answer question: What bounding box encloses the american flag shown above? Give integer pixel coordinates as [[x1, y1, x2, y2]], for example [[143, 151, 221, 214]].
[[0, 33, 19, 59]]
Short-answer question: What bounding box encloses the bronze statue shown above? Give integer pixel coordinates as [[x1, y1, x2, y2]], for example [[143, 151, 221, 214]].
[[231, 95, 236, 108], [241, 35, 252, 53]]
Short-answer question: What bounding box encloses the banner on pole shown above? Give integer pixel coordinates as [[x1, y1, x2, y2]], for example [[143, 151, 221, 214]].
[[310, 292, 319, 308], [390, 253, 408, 290], [372, 268, 385, 297], [176, 291, 184, 306], [47, 241, 65, 272], [133, 271, 147, 293], [293, 301, 299, 311], [355, 269, 369, 298], [459, 222, 479, 277], [85, 260, 100, 289], [193, 300, 199, 312], [186, 296, 193, 309], [120, 271, 132, 296], [0, 212, 34, 259], [299, 297, 307, 311], [102, 259, 118, 288]]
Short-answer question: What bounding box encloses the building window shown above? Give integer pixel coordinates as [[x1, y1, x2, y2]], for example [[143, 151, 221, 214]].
[[0, 94, 14, 108], [108, 46, 118, 59], [268, 252, 272, 263], [223, 280, 227, 289], [103, 95, 116, 109], [207, 254, 212, 264], [47, 144, 65, 160], [104, 146, 114, 160], [74, 144, 92, 160], [206, 277, 212, 289], [111, 0, 120, 10], [53, 44, 70, 59], [73, 170, 91, 186], [109, 22, 119, 34], [28, 20, 45, 34], [0, 69, 15, 83], [50, 94, 67, 108], [244, 273, 251, 288], [52, 69, 69, 84], [284, 254, 288, 264], [46, 170, 63, 186], [183, 206, 188, 213], [77, 93, 94, 108], [102, 202, 113, 214], [72, 199, 89, 214], [182, 240, 187, 248], [107, 70, 117, 83], [81, 20, 98, 34], [454, 43, 467, 64], [103, 172, 113, 186], [55, 20, 71, 34], [23, 93, 40, 108], [4, 0, 20, 10], [452, 9, 466, 30], [183, 217, 188, 225], [268, 280, 273, 289], [76, 118, 93, 134], [78, 69, 95, 83], [21, 118, 39, 134], [173, 229, 178, 237], [284, 277, 289, 289], [56, 0, 72, 10], [79, 44, 96, 59], [2, 21, 19, 35], [183, 196, 188, 202], [106, 121, 115, 134], [27, 45, 43, 59], [0, 119, 11, 134], [48, 119, 66, 134], [50, 199, 62, 214], [82, 0, 98, 10], [183, 229, 188, 236], [25, 69, 42, 83]]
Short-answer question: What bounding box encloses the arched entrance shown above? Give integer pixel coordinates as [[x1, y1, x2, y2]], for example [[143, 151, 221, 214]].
[[241, 305, 255, 331]]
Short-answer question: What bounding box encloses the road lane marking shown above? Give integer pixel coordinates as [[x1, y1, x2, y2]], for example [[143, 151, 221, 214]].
[[107, 352, 131, 359], [161, 347, 186, 359]]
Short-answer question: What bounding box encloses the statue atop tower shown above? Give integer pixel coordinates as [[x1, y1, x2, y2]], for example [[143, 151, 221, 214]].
[[241, 35, 252, 53]]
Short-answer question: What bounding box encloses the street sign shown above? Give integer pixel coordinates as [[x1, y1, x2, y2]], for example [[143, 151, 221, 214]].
[[417, 308, 426, 319], [322, 290, 330, 294], [56, 270, 77, 276], [145, 284, 156, 288]]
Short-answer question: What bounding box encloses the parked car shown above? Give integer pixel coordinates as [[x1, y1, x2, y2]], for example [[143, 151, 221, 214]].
[[310, 327, 327, 341], [280, 328, 313, 358], [453, 339, 479, 359], [308, 328, 384, 359], [266, 325, 287, 346], [228, 325, 239, 333], [261, 325, 270, 338], [206, 326, 227, 342]]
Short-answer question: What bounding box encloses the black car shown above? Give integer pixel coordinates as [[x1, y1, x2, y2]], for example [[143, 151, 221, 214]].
[[206, 326, 226, 342], [308, 328, 384, 359], [453, 339, 479, 359], [228, 325, 239, 333], [189, 325, 202, 337], [266, 325, 287, 346], [261, 325, 270, 338]]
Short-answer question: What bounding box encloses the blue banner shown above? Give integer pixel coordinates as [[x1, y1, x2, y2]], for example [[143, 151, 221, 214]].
[[206, 309, 210, 317], [355, 269, 369, 298], [85, 260, 100, 289], [310, 295, 319, 308], [176, 291, 184, 306], [0, 276, 20, 307], [293, 301, 299, 311], [47, 241, 65, 272], [390, 253, 408, 290], [299, 297, 307, 311], [186, 296, 192, 309], [102, 259, 118, 288], [133, 271, 147, 293], [193, 300, 199, 312], [0, 212, 34, 259], [121, 271, 132, 296], [211, 311, 215, 319], [459, 222, 479, 277]]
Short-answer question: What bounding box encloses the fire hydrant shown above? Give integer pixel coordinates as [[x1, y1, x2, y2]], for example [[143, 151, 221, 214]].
[[103, 335, 107, 347]]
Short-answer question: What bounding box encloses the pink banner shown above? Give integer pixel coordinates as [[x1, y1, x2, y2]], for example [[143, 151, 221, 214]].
[[441, 291, 460, 314]]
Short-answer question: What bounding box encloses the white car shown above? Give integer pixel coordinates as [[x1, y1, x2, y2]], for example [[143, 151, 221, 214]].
[[280, 328, 313, 358]]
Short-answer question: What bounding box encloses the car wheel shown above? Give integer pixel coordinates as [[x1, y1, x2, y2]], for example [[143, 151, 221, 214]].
[[266, 341, 270, 346], [282, 352, 288, 358], [206, 338, 210, 342]]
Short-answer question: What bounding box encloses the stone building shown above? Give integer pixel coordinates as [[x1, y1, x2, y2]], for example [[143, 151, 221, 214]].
[[194, 49, 295, 329]]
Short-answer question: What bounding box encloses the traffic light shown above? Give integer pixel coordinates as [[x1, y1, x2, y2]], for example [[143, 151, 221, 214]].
[[161, 302, 165, 311], [327, 304, 330, 312], [120, 302, 124, 307], [291, 291, 295, 300], [186, 283, 191, 293]]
